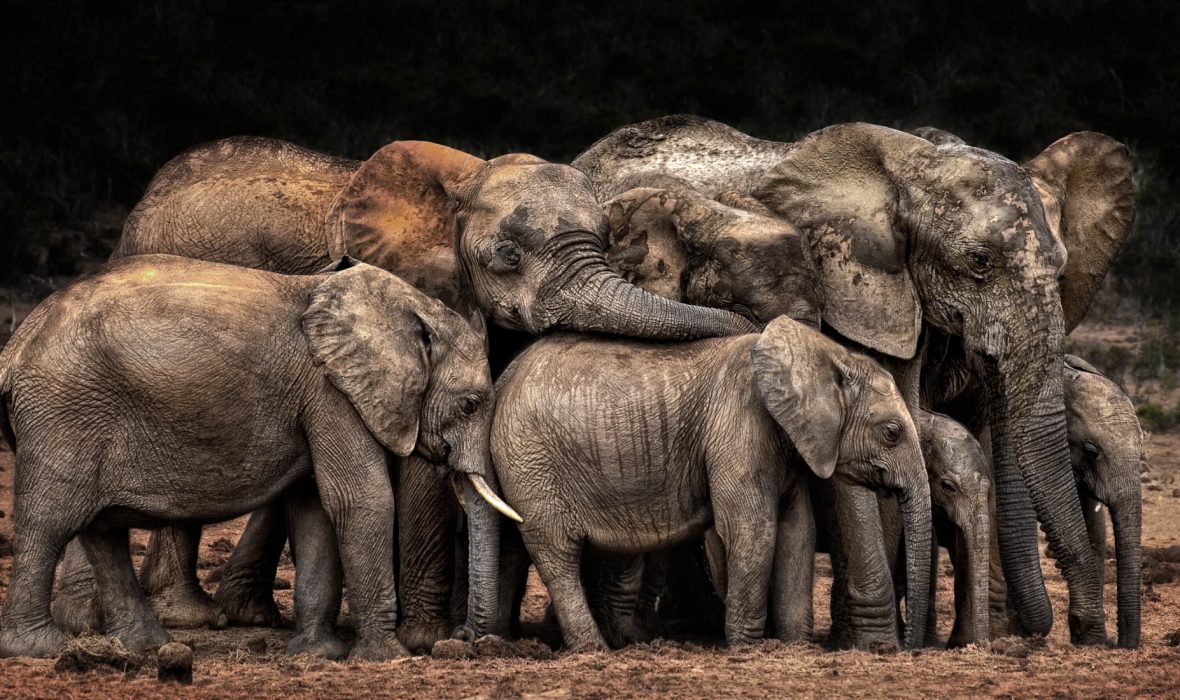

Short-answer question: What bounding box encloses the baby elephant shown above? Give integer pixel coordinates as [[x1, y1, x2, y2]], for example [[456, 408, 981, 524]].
[[0, 255, 512, 659], [1064, 354, 1142, 648], [490, 316, 933, 651]]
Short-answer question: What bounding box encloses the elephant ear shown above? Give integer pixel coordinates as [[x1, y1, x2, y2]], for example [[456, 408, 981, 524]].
[[328, 141, 486, 271], [1024, 133, 1134, 333], [303, 263, 440, 457], [751, 316, 860, 478], [603, 187, 701, 300], [753, 124, 932, 359]]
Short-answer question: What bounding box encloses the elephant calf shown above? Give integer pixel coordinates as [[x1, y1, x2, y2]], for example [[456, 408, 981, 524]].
[[489, 316, 933, 651], [1063, 354, 1143, 648], [0, 255, 513, 659]]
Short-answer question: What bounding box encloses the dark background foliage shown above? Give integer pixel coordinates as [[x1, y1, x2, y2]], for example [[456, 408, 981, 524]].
[[0, 0, 1176, 309]]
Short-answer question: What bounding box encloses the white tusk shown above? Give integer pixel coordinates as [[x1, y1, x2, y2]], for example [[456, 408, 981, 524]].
[[467, 473, 523, 523]]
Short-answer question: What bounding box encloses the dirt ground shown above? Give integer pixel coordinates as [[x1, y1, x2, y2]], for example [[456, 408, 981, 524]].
[[1, 443, 1180, 698]]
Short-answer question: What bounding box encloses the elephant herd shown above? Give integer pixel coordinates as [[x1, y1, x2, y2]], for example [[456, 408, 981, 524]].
[[0, 115, 1141, 661]]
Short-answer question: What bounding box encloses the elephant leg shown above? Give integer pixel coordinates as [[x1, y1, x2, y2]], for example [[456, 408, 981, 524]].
[[635, 551, 667, 640], [586, 550, 645, 648], [79, 525, 170, 653], [493, 519, 531, 637], [310, 437, 405, 660], [524, 525, 605, 652], [395, 455, 458, 654], [140, 524, 226, 628], [284, 479, 348, 659], [770, 485, 815, 642], [212, 504, 286, 627], [0, 483, 78, 657], [824, 481, 899, 650], [1083, 495, 1107, 589], [51, 538, 103, 634]]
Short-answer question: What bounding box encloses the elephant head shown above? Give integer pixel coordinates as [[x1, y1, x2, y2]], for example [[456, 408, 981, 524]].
[[917, 410, 992, 648], [301, 259, 518, 636], [603, 186, 822, 328], [328, 142, 754, 340], [752, 316, 932, 649], [1064, 354, 1143, 648], [753, 123, 1133, 642]]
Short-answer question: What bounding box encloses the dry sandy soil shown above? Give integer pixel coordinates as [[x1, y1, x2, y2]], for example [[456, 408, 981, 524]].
[[1, 310, 1180, 697]]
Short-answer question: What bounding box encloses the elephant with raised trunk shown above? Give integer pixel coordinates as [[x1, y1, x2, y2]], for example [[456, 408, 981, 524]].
[[0, 256, 512, 659], [489, 317, 933, 651], [51, 135, 755, 652], [575, 115, 1135, 644]]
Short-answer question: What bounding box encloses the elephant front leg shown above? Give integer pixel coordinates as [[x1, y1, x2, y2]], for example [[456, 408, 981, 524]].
[[140, 524, 226, 628], [314, 449, 407, 660], [212, 504, 287, 627], [770, 486, 815, 642], [826, 481, 899, 650], [80, 525, 171, 652], [396, 455, 458, 654], [284, 479, 348, 659]]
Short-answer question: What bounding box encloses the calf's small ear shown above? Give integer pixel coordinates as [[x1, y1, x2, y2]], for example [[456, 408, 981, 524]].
[[303, 263, 436, 457], [752, 316, 859, 479]]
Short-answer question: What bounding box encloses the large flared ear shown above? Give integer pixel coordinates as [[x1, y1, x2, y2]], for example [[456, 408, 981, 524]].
[[752, 316, 860, 478], [328, 141, 486, 270], [1024, 133, 1134, 333], [303, 263, 439, 457], [753, 124, 931, 359]]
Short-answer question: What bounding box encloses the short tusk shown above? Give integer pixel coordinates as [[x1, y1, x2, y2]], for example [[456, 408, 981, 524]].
[[468, 473, 523, 523]]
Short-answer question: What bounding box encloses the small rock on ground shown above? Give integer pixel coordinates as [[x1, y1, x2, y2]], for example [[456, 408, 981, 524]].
[[157, 642, 194, 684]]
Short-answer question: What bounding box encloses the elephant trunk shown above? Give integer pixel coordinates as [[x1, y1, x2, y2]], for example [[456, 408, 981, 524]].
[[461, 473, 503, 637], [899, 477, 933, 650], [541, 231, 757, 339], [964, 501, 992, 645], [983, 318, 1106, 643], [1109, 492, 1142, 648]]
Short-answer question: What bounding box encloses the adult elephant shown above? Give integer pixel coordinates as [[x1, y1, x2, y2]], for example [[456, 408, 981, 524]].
[[574, 115, 1134, 644], [53, 135, 755, 652]]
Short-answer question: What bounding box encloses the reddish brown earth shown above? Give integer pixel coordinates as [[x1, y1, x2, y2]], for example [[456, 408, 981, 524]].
[[1, 437, 1180, 698]]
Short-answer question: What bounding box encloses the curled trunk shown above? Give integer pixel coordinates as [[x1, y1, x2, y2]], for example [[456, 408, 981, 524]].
[[542, 233, 758, 339], [899, 480, 933, 650], [1109, 495, 1142, 648]]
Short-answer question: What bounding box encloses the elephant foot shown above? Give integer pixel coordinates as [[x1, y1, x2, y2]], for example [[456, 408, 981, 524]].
[[148, 582, 227, 629], [286, 626, 349, 660], [397, 617, 451, 654], [212, 579, 281, 627], [826, 625, 899, 652], [348, 635, 410, 661], [51, 581, 103, 634], [564, 637, 608, 654], [0, 622, 68, 658], [602, 618, 645, 648], [108, 617, 171, 653], [1068, 611, 1110, 647]]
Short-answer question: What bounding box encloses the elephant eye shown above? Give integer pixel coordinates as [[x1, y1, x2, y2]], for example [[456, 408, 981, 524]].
[[881, 421, 902, 446], [460, 396, 481, 415], [940, 478, 957, 494], [1082, 442, 1099, 457], [491, 240, 522, 270], [966, 249, 993, 275]]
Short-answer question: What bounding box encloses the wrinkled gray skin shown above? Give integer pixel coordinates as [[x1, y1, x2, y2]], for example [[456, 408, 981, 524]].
[[575, 115, 1135, 644], [913, 410, 992, 647], [489, 317, 933, 651], [53, 136, 754, 653], [0, 256, 502, 659], [1063, 354, 1143, 648]]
